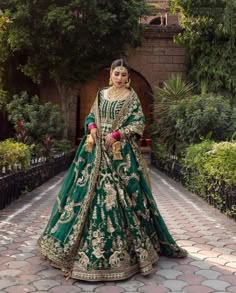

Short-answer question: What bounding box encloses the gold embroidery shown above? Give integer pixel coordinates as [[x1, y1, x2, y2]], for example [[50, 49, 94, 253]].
[[77, 252, 90, 269], [76, 163, 91, 186], [112, 141, 123, 160], [107, 216, 115, 234], [58, 200, 75, 224], [104, 183, 117, 211]]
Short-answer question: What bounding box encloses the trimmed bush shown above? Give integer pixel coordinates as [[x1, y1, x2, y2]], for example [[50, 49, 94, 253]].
[[170, 94, 234, 147], [0, 139, 31, 172], [183, 140, 236, 216]]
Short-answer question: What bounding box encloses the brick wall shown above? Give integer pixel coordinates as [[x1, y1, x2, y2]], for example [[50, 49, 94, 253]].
[[127, 26, 185, 92]]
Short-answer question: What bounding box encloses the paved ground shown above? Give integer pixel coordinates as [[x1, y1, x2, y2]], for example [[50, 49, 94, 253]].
[[0, 163, 236, 293]]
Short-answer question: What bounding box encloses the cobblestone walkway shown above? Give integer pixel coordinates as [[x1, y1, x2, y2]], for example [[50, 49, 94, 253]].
[[0, 166, 236, 293]]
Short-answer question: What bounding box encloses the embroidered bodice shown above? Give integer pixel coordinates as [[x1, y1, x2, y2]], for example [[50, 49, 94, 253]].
[[99, 91, 126, 136]]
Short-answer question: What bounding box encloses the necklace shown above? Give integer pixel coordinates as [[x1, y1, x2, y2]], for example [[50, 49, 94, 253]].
[[108, 86, 129, 100]]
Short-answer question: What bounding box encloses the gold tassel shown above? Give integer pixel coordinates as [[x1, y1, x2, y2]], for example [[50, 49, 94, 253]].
[[64, 270, 72, 280], [112, 141, 123, 160], [85, 134, 94, 152]]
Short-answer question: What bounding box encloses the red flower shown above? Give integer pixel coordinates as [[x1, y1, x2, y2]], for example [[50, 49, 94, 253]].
[[44, 136, 51, 145]]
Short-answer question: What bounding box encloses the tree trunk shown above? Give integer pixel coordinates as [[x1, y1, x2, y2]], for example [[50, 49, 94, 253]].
[[56, 81, 80, 143], [56, 83, 70, 138]]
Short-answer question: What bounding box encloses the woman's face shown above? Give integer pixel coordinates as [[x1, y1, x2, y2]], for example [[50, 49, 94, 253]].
[[110, 66, 129, 88]]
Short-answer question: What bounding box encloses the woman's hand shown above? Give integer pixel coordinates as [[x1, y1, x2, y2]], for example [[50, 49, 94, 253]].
[[90, 128, 99, 142], [105, 133, 116, 149]]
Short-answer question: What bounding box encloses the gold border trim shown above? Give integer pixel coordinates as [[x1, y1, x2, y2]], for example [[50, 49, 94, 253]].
[[71, 261, 156, 281]]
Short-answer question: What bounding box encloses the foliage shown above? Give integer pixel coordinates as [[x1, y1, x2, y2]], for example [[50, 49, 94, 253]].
[[152, 74, 194, 156], [169, 93, 235, 147], [0, 139, 31, 171], [0, 1, 150, 85], [0, 13, 11, 96], [0, 89, 8, 110], [0, 1, 151, 136], [6, 91, 65, 145], [182, 140, 215, 196], [151, 140, 181, 179], [0, 13, 11, 67], [151, 141, 170, 163], [154, 74, 194, 101], [183, 140, 236, 214], [53, 139, 74, 153], [169, 0, 236, 98], [203, 142, 236, 185], [183, 140, 214, 178], [32, 138, 74, 159], [152, 74, 236, 157]]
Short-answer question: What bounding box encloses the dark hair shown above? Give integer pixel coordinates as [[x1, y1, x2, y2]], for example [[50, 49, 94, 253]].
[[110, 59, 130, 74]]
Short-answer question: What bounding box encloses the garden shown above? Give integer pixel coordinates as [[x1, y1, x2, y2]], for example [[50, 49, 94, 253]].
[[0, 0, 235, 219], [151, 0, 236, 219], [0, 0, 151, 208], [0, 91, 75, 209]]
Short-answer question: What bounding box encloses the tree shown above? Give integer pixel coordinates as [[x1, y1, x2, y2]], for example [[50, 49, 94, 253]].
[[0, 12, 11, 89], [0, 0, 151, 136], [169, 0, 236, 98]]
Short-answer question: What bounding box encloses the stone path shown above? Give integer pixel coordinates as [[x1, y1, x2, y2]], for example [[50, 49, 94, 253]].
[[0, 166, 236, 293]]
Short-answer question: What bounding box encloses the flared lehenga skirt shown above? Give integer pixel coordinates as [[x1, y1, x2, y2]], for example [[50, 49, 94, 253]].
[[38, 137, 187, 281]]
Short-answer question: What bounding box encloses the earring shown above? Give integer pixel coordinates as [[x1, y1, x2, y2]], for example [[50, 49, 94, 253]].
[[125, 78, 131, 88], [109, 77, 113, 86]]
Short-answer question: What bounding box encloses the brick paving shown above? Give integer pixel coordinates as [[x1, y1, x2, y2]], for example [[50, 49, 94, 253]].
[[0, 164, 236, 293]]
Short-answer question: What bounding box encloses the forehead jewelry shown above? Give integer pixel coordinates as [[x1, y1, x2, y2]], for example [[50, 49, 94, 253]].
[[118, 59, 125, 72]]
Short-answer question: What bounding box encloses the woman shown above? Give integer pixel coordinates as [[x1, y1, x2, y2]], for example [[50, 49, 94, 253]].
[[38, 59, 187, 281]]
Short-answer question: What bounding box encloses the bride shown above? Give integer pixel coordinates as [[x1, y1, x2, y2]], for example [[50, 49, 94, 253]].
[[38, 59, 187, 281]]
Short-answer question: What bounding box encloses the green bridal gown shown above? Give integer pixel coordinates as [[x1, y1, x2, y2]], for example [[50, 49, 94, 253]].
[[38, 88, 187, 281]]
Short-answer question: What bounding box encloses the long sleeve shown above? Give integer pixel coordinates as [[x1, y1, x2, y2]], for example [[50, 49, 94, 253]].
[[84, 112, 95, 134]]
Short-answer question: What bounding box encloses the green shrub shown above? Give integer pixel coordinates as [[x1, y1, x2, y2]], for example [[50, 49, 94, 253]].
[[152, 76, 235, 158], [204, 142, 236, 186], [6, 91, 65, 144], [0, 139, 31, 171], [183, 140, 236, 215], [184, 140, 236, 187], [152, 74, 194, 157], [53, 139, 74, 153], [183, 140, 214, 196], [170, 94, 234, 147], [151, 141, 170, 162], [183, 140, 214, 172]]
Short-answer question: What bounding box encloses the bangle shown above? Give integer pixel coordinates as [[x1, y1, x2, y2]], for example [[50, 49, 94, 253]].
[[111, 130, 121, 140], [88, 122, 97, 131]]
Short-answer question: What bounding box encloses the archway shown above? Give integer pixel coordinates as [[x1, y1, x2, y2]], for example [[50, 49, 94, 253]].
[[150, 15, 167, 26], [77, 67, 153, 139]]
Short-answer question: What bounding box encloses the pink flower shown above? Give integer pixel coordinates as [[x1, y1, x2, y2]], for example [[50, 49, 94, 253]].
[[44, 136, 51, 145]]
